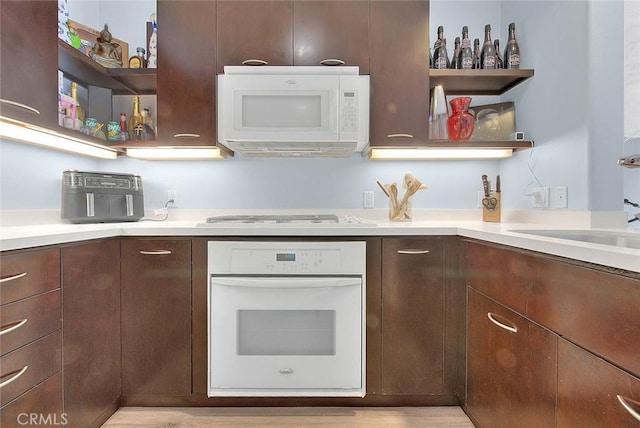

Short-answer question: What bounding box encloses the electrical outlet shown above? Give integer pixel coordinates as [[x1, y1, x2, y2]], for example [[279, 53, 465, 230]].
[[363, 191, 374, 209], [531, 187, 549, 208], [167, 190, 178, 208], [553, 186, 568, 209]]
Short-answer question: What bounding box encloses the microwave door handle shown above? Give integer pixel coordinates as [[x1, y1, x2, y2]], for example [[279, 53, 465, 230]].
[[211, 277, 360, 289]]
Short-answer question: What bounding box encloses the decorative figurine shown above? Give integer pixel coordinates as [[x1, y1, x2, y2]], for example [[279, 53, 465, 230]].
[[147, 13, 157, 68], [89, 24, 123, 68]]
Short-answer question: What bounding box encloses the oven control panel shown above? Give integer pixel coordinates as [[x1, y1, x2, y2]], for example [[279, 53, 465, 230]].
[[208, 241, 366, 275]]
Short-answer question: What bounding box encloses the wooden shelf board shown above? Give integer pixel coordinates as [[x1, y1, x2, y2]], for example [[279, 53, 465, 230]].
[[58, 40, 156, 95], [429, 69, 534, 95]]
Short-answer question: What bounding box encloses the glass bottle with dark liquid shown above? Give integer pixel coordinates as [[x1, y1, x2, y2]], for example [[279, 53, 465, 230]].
[[433, 26, 450, 69], [480, 24, 496, 69], [504, 22, 521, 69], [494, 39, 503, 68], [459, 26, 474, 70]]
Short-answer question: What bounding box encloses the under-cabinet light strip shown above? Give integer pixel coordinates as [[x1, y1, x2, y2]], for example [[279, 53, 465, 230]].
[[125, 147, 226, 160], [0, 119, 118, 159], [368, 148, 513, 160]]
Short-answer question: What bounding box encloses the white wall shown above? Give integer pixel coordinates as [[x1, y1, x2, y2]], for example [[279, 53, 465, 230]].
[[1, 1, 635, 223]]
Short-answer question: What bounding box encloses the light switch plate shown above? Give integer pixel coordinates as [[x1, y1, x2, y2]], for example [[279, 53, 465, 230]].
[[363, 191, 374, 209]]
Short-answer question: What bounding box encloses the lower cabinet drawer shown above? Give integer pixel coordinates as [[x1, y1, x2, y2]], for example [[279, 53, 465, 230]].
[[0, 290, 61, 356], [0, 331, 61, 407], [558, 339, 640, 427], [1, 372, 63, 428]]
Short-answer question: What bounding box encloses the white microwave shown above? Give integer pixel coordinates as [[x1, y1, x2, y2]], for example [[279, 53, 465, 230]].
[[217, 66, 369, 157]]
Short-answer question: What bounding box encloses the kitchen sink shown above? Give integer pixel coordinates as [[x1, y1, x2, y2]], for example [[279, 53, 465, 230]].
[[509, 229, 640, 250]]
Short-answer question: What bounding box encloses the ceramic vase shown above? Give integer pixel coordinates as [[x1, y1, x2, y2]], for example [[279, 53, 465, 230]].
[[447, 97, 475, 141]]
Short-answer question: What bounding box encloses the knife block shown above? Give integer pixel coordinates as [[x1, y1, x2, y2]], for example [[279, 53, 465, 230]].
[[482, 192, 501, 222]]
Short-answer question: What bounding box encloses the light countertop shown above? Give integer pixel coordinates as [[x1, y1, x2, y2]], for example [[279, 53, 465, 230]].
[[1, 217, 639, 274]]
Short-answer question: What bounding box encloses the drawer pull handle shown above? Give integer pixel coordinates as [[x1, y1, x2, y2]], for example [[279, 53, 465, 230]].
[[319, 58, 345, 66], [0, 99, 40, 115], [279, 368, 294, 375], [0, 366, 28, 389], [242, 59, 268, 66], [139, 250, 172, 255], [0, 319, 28, 336], [173, 133, 200, 139], [397, 249, 430, 255], [487, 312, 518, 333], [617, 395, 640, 422], [386, 133, 414, 139], [0, 272, 27, 283]]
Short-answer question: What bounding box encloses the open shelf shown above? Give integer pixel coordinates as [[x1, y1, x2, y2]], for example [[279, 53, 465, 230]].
[[429, 69, 534, 95], [58, 40, 156, 95]]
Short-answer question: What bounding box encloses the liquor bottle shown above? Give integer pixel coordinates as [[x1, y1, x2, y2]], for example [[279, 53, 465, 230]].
[[69, 81, 85, 127], [119, 112, 130, 141], [141, 108, 156, 140], [472, 38, 481, 69], [494, 39, 503, 68], [504, 22, 521, 69], [450, 37, 461, 69], [129, 96, 144, 140], [432, 26, 450, 69], [128, 47, 147, 68], [480, 24, 496, 69], [458, 26, 474, 70]]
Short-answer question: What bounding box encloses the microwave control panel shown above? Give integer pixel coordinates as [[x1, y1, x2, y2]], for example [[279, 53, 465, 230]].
[[340, 91, 358, 134]]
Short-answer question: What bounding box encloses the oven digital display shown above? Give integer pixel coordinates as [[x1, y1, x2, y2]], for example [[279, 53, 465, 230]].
[[276, 253, 296, 262]]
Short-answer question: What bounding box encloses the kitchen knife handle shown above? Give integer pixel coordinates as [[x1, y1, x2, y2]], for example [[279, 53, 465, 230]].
[[139, 250, 172, 255], [0, 319, 28, 336], [0, 272, 27, 283], [487, 312, 518, 333], [397, 249, 430, 255], [617, 395, 640, 422], [0, 366, 28, 389], [482, 174, 490, 197], [0, 99, 40, 115]]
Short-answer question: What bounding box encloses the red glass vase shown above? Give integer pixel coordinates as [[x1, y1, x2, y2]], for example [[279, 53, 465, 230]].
[[447, 97, 475, 141]]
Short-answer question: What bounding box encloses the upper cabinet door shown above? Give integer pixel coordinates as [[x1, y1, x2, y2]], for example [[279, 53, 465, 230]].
[[293, 1, 369, 73], [217, 1, 293, 73], [156, 0, 217, 146], [369, 1, 430, 146], [0, 1, 58, 129]]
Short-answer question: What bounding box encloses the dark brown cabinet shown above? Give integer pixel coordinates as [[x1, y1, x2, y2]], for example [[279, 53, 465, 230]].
[[62, 239, 121, 428], [380, 238, 445, 395], [0, 1, 58, 129], [369, 1, 430, 147], [156, 1, 222, 149], [558, 338, 640, 427], [216, 1, 293, 72], [121, 238, 192, 398], [466, 288, 557, 428], [293, 1, 369, 72]]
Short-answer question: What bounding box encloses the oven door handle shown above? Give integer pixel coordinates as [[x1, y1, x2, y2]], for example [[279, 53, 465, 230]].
[[211, 277, 361, 289]]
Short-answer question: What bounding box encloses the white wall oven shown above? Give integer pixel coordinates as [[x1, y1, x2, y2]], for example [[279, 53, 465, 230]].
[[208, 241, 366, 397]]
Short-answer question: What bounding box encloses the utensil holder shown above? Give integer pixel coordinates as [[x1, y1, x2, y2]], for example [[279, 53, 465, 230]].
[[482, 192, 501, 222], [389, 199, 412, 222]]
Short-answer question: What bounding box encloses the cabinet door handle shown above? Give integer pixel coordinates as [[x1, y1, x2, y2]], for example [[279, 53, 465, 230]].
[[241, 59, 268, 66], [173, 133, 201, 139], [0, 272, 27, 283], [0, 366, 28, 389], [139, 250, 172, 255], [397, 249, 430, 255], [617, 395, 640, 422], [487, 312, 518, 333], [0, 99, 40, 115], [0, 319, 28, 336], [319, 58, 346, 66], [386, 133, 414, 139]]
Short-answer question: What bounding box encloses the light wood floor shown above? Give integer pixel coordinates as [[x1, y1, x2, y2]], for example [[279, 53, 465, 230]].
[[102, 406, 475, 428]]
